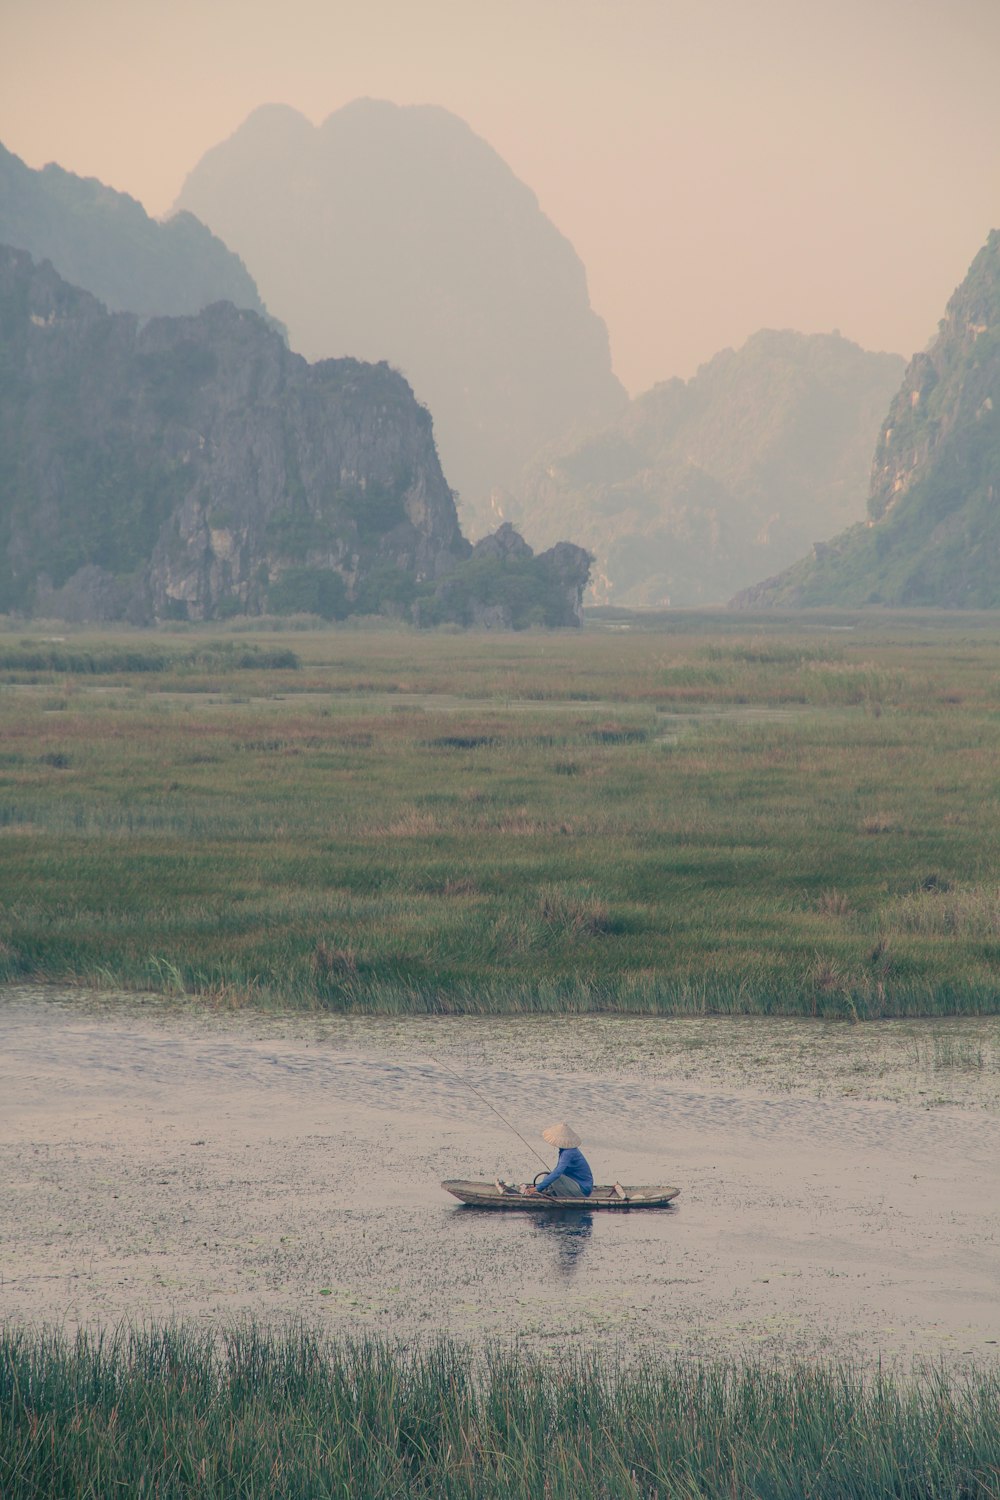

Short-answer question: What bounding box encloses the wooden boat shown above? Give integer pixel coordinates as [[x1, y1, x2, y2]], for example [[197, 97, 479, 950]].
[[442, 1180, 680, 1211]]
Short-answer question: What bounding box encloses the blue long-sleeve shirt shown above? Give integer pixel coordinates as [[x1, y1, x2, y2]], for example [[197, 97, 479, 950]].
[[535, 1146, 593, 1196]]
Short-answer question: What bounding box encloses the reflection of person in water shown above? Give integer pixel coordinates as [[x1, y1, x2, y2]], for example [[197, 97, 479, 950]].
[[533, 1209, 593, 1276], [519, 1122, 593, 1198]]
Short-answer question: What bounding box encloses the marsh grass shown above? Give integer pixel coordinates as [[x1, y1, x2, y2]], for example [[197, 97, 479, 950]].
[[0, 641, 299, 674], [0, 1325, 998, 1499], [880, 885, 1000, 938], [911, 1035, 991, 1073], [2, 618, 1000, 1016]]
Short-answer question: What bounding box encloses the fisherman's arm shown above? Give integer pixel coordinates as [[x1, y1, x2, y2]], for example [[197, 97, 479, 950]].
[[521, 1151, 567, 1194], [529, 1166, 561, 1192]]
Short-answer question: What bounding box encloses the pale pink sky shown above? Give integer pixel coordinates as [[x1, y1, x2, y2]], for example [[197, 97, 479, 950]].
[[3, 0, 999, 393]]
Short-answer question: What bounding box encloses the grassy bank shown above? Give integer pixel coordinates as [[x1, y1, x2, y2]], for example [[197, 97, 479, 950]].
[[2, 616, 1000, 1016], [1, 1326, 997, 1499]]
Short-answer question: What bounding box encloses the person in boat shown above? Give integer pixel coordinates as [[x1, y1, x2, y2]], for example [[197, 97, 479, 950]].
[[520, 1122, 593, 1198]]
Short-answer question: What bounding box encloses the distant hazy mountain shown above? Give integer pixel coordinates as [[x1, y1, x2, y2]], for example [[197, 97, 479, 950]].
[[503, 330, 904, 606], [737, 233, 1000, 607], [0, 245, 589, 628], [176, 99, 626, 530], [0, 142, 267, 321]]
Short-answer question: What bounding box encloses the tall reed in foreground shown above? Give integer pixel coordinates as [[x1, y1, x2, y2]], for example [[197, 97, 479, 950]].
[[1, 1325, 998, 1498]]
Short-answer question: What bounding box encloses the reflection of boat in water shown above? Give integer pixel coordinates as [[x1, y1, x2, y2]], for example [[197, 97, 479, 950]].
[[532, 1208, 593, 1276], [442, 1181, 680, 1210]]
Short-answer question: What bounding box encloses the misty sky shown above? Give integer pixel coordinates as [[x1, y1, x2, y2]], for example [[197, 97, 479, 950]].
[[4, 0, 999, 394]]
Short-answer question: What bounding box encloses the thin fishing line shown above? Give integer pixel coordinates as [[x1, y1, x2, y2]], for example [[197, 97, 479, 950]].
[[433, 1055, 549, 1168]]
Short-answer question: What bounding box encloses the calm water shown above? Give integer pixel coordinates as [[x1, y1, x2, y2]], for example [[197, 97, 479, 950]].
[[2, 986, 998, 1368]]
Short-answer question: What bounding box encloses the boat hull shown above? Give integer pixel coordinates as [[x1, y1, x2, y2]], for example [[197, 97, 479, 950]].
[[442, 1180, 679, 1210]]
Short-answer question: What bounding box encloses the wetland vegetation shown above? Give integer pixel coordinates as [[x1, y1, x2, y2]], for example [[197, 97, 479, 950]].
[[2, 1325, 999, 1499], [2, 612, 1000, 1018]]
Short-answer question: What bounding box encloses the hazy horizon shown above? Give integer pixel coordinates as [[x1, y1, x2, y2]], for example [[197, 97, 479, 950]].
[[3, 0, 999, 394]]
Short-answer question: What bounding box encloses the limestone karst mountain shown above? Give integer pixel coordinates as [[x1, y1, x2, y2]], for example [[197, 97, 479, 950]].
[[0, 246, 589, 628], [503, 330, 904, 607], [175, 99, 626, 531], [0, 142, 267, 322], [736, 232, 1000, 607]]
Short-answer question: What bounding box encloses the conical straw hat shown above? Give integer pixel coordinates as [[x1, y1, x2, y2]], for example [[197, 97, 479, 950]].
[[542, 1121, 581, 1149]]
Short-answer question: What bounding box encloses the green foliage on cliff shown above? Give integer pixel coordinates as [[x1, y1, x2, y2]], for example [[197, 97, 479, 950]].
[[424, 555, 582, 629], [352, 562, 420, 617], [337, 484, 408, 538], [268, 567, 350, 620], [264, 509, 339, 562], [742, 231, 1000, 608]]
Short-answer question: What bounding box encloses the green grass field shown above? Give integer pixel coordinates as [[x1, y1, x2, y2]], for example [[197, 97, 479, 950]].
[[2, 612, 1000, 1016], [2, 1325, 998, 1499]]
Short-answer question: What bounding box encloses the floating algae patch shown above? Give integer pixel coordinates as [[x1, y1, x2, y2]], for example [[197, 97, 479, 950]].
[[189, 1005, 1000, 1114], [6, 984, 1000, 1111]]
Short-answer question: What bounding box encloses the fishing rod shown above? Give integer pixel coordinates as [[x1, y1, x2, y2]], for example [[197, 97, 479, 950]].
[[433, 1054, 549, 1169]]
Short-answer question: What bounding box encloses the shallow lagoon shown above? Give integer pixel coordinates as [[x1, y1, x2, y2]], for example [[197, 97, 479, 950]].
[[2, 986, 998, 1369]]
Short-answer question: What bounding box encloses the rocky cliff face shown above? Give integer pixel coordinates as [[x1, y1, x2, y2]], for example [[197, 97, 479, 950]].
[[869, 232, 1000, 523], [0, 245, 468, 621], [175, 100, 625, 530], [736, 232, 1000, 608], [1, 246, 592, 627], [504, 330, 904, 606], [0, 142, 267, 323]]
